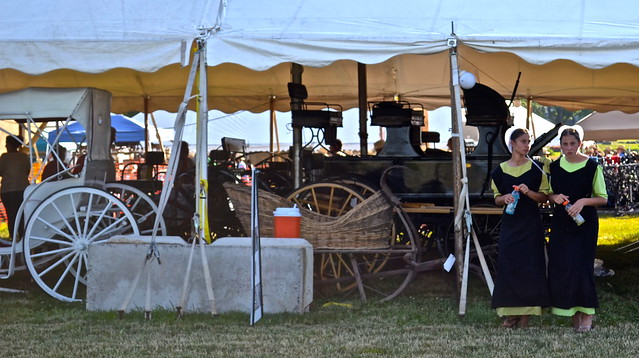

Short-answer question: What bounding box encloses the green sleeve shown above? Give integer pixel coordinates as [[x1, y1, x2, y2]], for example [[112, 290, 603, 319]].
[[539, 172, 550, 195], [592, 165, 608, 199], [491, 179, 500, 198]]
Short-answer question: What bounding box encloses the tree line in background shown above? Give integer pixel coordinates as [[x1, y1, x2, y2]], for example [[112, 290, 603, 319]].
[[528, 100, 593, 125]]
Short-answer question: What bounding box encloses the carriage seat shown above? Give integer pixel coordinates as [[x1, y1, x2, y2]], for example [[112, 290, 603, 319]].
[[462, 83, 510, 127], [421, 131, 440, 144], [84, 159, 116, 185], [22, 159, 114, 221], [288, 83, 343, 128], [23, 177, 85, 222], [370, 101, 424, 127]]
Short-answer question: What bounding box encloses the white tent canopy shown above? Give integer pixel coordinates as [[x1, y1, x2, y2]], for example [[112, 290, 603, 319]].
[[2, 1, 639, 114], [0, 1, 218, 74], [205, 0, 639, 114], [0, 0, 220, 113], [577, 111, 639, 141], [212, 1, 639, 70]]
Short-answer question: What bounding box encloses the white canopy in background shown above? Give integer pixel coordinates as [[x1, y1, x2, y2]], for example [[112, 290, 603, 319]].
[[2, 1, 639, 115], [510, 105, 556, 139], [425, 104, 558, 147], [577, 111, 639, 141]]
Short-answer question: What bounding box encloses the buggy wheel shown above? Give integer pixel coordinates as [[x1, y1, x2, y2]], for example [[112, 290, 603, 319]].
[[287, 182, 366, 216], [105, 183, 167, 236], [288, 181, 408, 301], [23, 187, 139, 301], [324, 176, 379, 199], [440, 205, 501, 280], [287, 182, 371, 294], [469, 206, 501, 276]]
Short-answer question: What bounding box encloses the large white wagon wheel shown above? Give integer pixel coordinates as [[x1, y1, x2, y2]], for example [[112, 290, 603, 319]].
[[23, 187, 139, 302], [105, 183, 167, 236]]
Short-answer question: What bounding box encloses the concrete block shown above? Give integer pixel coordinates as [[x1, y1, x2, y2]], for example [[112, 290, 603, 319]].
[[86, 236, 313, 314]]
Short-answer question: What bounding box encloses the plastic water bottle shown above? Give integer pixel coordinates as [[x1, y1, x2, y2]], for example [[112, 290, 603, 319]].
[[562, 200, 585, 226], [505, 185, 520, 215]]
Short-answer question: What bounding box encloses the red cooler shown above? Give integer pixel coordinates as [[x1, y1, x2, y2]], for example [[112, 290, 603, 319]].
[[273, 207, 302, 238]]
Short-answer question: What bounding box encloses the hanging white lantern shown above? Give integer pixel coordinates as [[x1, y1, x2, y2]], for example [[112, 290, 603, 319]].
[[459, 71, 476, 89]]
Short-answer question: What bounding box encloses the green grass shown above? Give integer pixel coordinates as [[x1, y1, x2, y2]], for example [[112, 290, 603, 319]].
[[599, 214, 639, 246], [1, 215, 639, 357]]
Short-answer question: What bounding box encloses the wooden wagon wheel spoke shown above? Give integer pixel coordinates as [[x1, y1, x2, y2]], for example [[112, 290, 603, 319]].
[[287, 179, 415, 301], [440, 204, 501, 280]]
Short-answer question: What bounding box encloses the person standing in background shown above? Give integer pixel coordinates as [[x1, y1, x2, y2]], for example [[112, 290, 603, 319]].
[[0, 135, 30, 238], [176, 141, 196, 176], [328, 139, 346, 157]]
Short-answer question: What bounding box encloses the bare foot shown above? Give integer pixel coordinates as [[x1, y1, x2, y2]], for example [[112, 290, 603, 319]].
[[502, 316, 519, 328], [576, 314, 593, 332], [572, 312, 582, 330], [517, 315, 530, 329]]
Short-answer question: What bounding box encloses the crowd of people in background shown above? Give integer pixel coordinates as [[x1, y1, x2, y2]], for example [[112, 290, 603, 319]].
[[583, 141, 638, 165]]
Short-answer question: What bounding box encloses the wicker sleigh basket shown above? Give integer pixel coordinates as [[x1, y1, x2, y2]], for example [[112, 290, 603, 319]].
[[223, 182, 394, 250]]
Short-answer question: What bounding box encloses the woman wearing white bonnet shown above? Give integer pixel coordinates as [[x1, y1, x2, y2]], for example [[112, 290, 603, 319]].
[[490, 127, 550, 328], [547, 124, 608, 332]]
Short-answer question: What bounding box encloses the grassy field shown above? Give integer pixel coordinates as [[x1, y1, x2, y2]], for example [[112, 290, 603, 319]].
[[1, 215, 639, 357]]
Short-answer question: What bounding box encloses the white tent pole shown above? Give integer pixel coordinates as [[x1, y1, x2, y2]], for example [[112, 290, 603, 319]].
[[449, 35, 494, 317], [448, 36, 467, 312], [196, 39, 210, 243], [196, 38, 217, 315]]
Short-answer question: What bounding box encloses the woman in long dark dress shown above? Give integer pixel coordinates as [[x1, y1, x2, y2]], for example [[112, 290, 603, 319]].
[[491, 127, 550, 328], [548, 126, 607, 333]]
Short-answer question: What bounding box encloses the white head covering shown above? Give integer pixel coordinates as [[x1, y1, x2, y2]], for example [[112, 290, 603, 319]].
[[503, 126, 527, 153], [557, 124, 584, 143]]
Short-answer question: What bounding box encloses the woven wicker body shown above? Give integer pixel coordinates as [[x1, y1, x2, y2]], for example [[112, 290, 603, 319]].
[[223, 182, 394, 249]]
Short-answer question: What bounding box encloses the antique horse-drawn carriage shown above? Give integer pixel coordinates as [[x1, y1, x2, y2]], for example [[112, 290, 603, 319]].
[[219, 81, 558, 302], [0, 88, 166, 301]]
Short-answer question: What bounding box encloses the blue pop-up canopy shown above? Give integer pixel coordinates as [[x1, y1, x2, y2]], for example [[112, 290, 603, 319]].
[[48, 114, 145, 144]]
